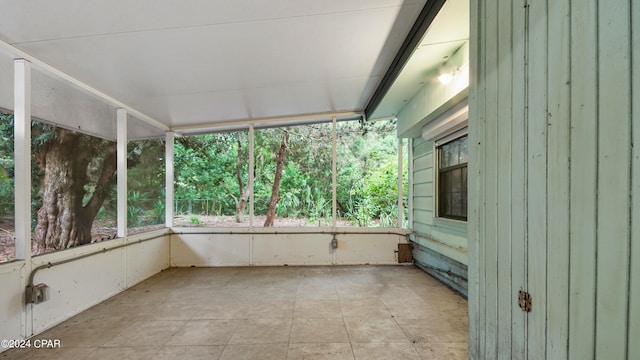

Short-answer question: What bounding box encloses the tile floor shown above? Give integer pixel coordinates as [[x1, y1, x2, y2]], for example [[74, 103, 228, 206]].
[[1, 265, 468, 360]]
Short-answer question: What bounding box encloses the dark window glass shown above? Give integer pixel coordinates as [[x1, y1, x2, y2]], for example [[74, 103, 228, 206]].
[[437, 134, 468, 221]]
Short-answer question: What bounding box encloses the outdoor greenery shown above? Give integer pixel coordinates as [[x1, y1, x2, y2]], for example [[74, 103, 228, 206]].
[[174, 120, 408, 227], [0, 113, 407, 261], [0, 113, 13, 220]]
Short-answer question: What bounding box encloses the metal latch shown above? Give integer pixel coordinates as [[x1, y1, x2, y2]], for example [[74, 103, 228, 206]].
[[518, 290, 532, 312]]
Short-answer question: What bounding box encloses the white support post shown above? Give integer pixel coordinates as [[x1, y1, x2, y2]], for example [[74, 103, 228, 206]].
[[165, 132, 175, 228], [408, 138, 414, 228], [14, 58, 32, 338], [248, 124, 255, 228], [332, 116, 337, 230], [116, 109, 127, 238], [397, 139, 404, 229], [248, 125, 254, 264], [14, 59, 31, 260]]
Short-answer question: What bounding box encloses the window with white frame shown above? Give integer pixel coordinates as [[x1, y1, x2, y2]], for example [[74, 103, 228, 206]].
[[421, 100, 468, 222], [435, 131, 468, 221]]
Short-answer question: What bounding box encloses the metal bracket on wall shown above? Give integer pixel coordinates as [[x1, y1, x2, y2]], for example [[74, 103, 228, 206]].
[[518, 290, 532, 312]]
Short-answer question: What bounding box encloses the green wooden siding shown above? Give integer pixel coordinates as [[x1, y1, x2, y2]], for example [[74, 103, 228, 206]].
[[409, 136, 468, 295], [469, 0, 639, 358]]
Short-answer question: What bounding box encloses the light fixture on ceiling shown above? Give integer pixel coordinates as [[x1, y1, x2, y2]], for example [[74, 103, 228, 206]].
[[438, 72, 453, 85]]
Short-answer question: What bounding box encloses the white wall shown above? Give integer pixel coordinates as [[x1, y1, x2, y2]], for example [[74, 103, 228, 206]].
[[0, 229, 170, 348], [171, 228, 409, 267], [0, 262, 25, 344]]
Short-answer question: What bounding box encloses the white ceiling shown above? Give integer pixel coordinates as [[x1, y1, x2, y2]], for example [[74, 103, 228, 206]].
[[0, 0, 467, 134]]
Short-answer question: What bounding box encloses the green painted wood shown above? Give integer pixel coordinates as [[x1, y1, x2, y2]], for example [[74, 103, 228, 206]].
[[467, 0, 482, 354], [413, 138, 433, 157], [568, 0, 598, 358], [412, 233, 468, 265], [413, 210, 434, 226], [413, 245, 468, 296], [430, 228, 467, 253], [510, 1, 527, 358], [413, 152, 433, 171], [413, 196, 433, 211], [413, 183, 433, 196], [629, 3, 640, 357], [496, 1, 513, 358], [545, 1, 571, 358], [596, 1, 631, 358], [526, 0, 548, 357], [433, 218, 468, 237], [475, 0, 488, 357], [483, 0, 499, 357], [413, 169, 434, 183]]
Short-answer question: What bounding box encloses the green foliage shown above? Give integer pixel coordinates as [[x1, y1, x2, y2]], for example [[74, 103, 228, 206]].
[[153, 198, 165, 224], [189, 215, 200, 225], [127, 138, 165, 227], [173, 120, 405, 227], [174, 132, 247, 216], [127, 190, 149, 227], [0, 111, 406, 231], [0, 114, 14, 218]]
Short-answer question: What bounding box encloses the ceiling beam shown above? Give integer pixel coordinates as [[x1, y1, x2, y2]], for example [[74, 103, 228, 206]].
[[364, 0, 447, 120], [172, 110, 363, 134], [0, 39, 170, 132]]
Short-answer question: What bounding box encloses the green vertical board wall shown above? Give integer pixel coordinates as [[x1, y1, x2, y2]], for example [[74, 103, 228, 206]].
[[469, 0, 638, 358]]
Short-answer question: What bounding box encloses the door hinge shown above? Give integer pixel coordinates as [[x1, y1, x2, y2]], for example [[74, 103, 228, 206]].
[[518, 290, 532, 312]]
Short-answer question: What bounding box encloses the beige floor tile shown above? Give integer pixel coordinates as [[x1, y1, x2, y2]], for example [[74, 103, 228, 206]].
[[3, 347, 95, 360], [228, 318, 292, 344], [153, 345, 224, 360], [102, 320, 185, 347], [86, 346, 159, 360], [290, 318, 350, 344], [245, 300, 295, 319], [192, 301, 251, 320], [294, 299, 343, 318], [167, 319, 237, 346], [412, 342, 468, 360], [0, 266, 469, 360], [38, 317, 133, 348], [339, 298, 392, 319], [335, 284, 383, 300], [395, 318, 468, 344], [287, 343, 355, 360], [352, 343, 421, 360], [147, 301, 210, 321], [219, 343, 288, 360], [296, 286, 339, 300], [344, 318, 410, 344]]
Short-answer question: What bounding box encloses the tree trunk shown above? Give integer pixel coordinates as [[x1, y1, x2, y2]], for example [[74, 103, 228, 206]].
[[33, 129, 117, 251], [264, 131, 289, 227], [235, 134, 248, 222]]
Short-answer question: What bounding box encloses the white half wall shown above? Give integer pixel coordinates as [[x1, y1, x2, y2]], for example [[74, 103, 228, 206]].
[[0, 262, 25, 344], [30, 230, 170, 334], [0, 229, 170, 348], [171, 228, 409, 267]]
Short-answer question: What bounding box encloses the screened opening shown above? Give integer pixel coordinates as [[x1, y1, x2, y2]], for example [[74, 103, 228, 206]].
[[168, 119, 405, 228], [0, 112, 14, 263], [336, 119, 404, 227], [173, 131, 250, 227], [31, 120, 119, 255], [127, 137, 166, 235], [254, 124, 333, 227]]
